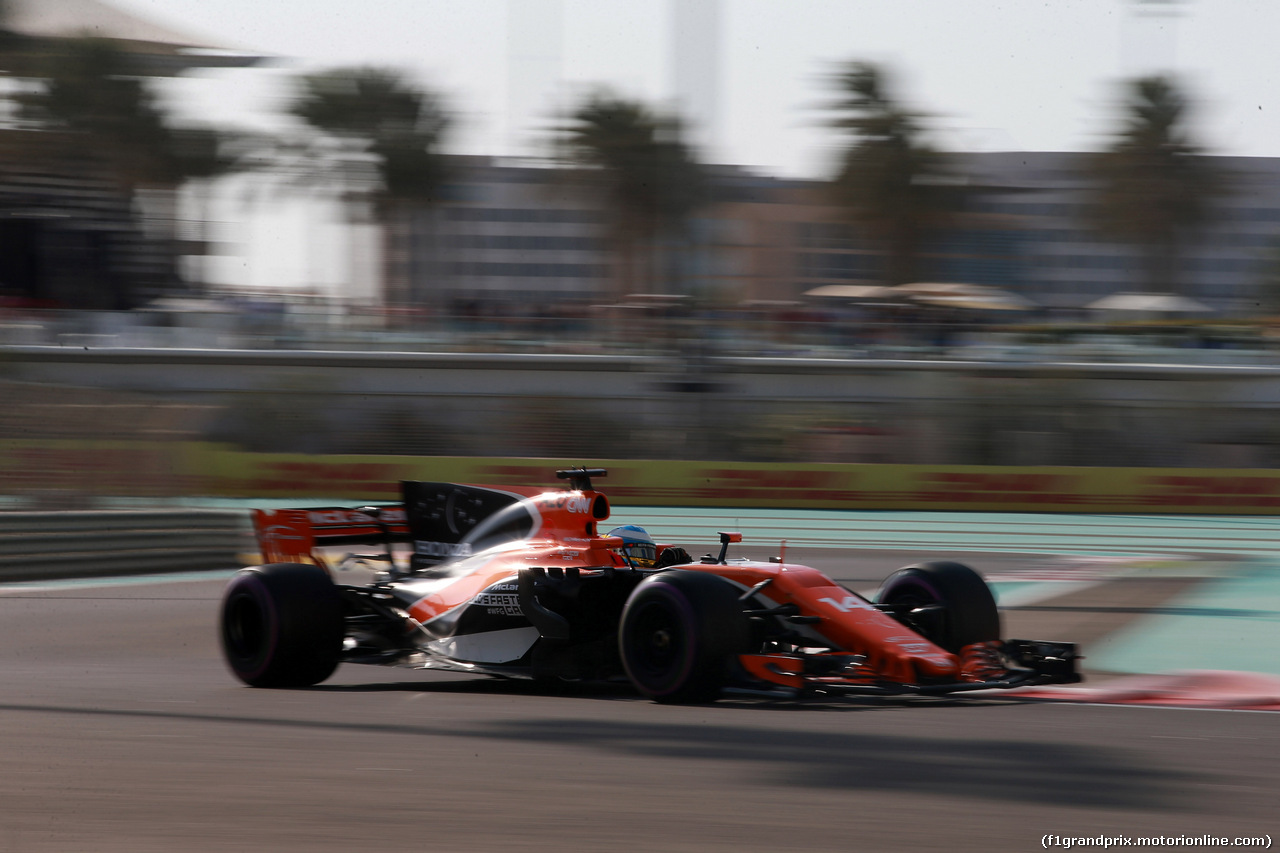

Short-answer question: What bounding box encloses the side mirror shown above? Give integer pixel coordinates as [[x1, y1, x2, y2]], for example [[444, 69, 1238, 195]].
[[715, 531, 743, 564]]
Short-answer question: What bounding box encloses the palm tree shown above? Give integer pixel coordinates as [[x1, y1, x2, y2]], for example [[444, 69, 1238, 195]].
[[560, 92, 706, 299], [16, 38, 228, 189], [287, 67, 451, 306], [1090, 76, 1225, 295], [828, 62, 953, 286], [11, 37, 245, 301]]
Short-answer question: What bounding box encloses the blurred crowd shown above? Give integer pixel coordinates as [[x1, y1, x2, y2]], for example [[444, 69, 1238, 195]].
[[1, 296, 1275, 365]]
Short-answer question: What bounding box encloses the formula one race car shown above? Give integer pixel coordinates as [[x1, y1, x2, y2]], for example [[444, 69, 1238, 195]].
[[220, 468, 1080, 702]]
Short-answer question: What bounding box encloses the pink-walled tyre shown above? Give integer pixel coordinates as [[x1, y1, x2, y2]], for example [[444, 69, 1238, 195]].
[[220, 563, 344, 687], [619, 570, 750, 704], [876, 561, 1000, 654]]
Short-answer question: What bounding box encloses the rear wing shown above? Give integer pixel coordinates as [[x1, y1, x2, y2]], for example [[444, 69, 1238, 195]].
[[252, 506, 409, 565], [251, 481, 538, 567]]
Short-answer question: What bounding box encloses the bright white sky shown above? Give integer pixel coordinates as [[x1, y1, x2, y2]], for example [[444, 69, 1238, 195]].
[[112, 0, 1280, 177], [99, 0, 1280, 292]]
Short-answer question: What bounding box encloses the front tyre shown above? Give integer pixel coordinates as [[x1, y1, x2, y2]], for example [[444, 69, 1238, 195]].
[[619, 570, 750, 704], [220, 563, 344, 687], [875, 561, 1000, 654]]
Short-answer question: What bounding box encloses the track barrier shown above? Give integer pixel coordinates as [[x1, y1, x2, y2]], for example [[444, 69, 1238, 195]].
[[0, 509, 250, 583]]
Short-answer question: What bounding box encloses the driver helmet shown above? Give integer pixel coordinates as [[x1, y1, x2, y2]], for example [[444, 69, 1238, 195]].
[[608, 524, 657, 567]]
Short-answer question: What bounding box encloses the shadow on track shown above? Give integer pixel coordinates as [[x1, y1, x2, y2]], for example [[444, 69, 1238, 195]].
[[311, 670, 1050, 709], [0, 698, 1194, 812]]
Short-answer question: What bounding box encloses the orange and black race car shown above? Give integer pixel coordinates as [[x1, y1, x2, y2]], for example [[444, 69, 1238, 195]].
[[220, 468, 1080, 702]]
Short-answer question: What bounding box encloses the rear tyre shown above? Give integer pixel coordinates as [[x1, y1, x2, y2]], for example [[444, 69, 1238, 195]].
[[220, 563, 344, 687], [619, 570, 750, 704], [875, 561, 1000, 654]]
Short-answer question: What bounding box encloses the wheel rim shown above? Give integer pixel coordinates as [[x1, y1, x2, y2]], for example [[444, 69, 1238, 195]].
[[625, 598, 688, 683], [886, 582, 948, 643]]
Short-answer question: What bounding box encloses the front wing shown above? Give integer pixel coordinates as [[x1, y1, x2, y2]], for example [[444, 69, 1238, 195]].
[[737, 639, 1082, 696]]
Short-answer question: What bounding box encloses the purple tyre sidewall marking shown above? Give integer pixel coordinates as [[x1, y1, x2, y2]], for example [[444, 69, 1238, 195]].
[[626, 580, 699, 697], [223, 571, 280, 681], [889, 574, 942, 604]]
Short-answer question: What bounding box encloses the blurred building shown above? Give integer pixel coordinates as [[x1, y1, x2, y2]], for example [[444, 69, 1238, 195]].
[[747, 152, 1280, 313], [393, 159, 843, 312], [391, 151, 1280, 316], [0, 139, 176, 310], [964, 152, 1278, 312], [395, 157, 611, 312], [379, 156, 1025, 312], [0, 0, 265, 310]]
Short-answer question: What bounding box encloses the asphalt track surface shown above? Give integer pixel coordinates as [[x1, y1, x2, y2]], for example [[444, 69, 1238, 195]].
[[2, 545, 1277, 852]]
